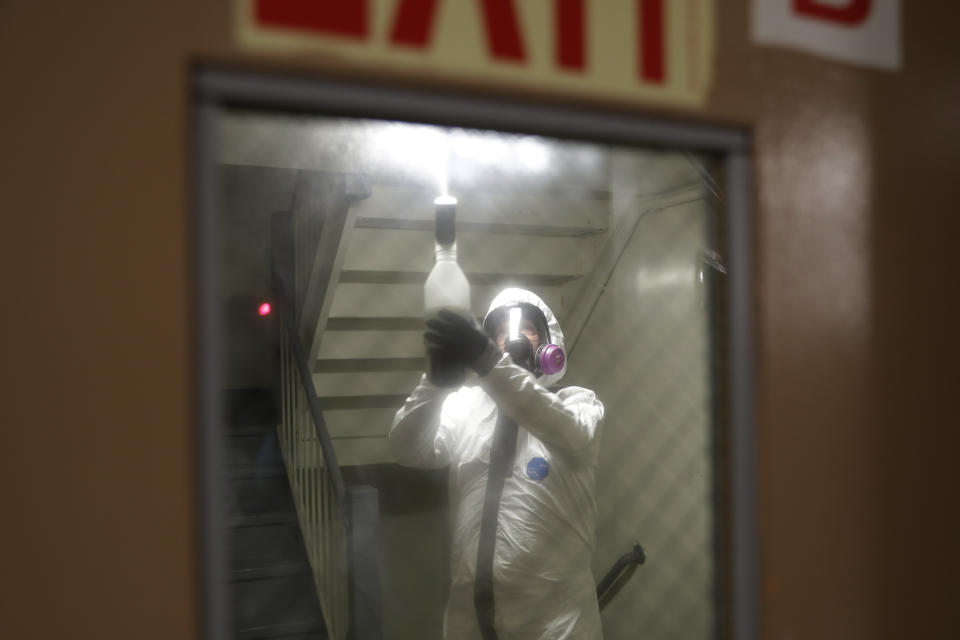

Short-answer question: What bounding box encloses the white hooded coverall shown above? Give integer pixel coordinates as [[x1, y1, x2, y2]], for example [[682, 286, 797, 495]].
[[389, 288, 605, 640]]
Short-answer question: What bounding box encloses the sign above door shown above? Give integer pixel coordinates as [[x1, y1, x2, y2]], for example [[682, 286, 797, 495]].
[[752, 0, 902, 71], [235, 0, 715, 107]]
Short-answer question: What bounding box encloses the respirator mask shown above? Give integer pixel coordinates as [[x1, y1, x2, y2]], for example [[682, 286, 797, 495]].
[[484, 303, 565, 377]]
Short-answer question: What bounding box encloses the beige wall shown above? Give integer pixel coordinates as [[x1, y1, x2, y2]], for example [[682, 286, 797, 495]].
[[1, 2, 957, 638]]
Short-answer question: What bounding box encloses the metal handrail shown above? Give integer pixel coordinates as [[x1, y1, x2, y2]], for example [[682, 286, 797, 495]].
[[272, 208, 382, 640], [277, 292, 350, 639], [278, 291, 347, 510]]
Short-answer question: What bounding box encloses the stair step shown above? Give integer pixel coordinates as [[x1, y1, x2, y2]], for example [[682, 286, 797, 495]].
[[229, 516, 311, 575], [236, 619, 326, 640], [327, 282, 570, 321], [231, 562, 311, 582], [343, 228, 584, 275], [229, 512, 299, 528], [224, 467, 294, 515], [315, 370, 422, 399], [339, 269, 579, 286], [225, 465, 287, 481], [223, 388, 279, 428], [227, 426, 276, 437], [314, 357, 424, 373], [351, 185, 609, 230], [316, 330, 422, 360], [355, 216, 604, 237], [317, 395, 407, 411], [326, 316, 423, 331], [224, 430, 283, 468], [230, 569, 324, 634]]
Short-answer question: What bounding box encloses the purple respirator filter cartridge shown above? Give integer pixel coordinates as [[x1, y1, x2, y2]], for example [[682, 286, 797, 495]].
[[538, 344, 565, 375]]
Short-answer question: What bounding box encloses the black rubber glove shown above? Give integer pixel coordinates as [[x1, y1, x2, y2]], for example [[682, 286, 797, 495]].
[[424, 309, 501, 376]]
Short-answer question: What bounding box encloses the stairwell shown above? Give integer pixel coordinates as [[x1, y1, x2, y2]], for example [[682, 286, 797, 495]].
[[311, 184, 611, 466], [216, 116, 716, 637], [223, 389, 328, 639]]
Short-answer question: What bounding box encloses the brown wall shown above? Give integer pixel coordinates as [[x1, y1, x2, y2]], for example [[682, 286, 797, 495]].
[[1, 2, 956, 638]]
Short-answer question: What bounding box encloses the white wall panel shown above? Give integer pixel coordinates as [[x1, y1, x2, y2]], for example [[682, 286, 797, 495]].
[[563, 196, 716, 640]]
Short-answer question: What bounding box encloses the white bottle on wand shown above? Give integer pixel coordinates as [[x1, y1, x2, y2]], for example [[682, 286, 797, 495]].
[[424, 195, 471, 387]]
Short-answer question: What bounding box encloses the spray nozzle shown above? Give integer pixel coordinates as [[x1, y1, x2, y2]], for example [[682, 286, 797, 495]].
[[434, 195, 457, 246]]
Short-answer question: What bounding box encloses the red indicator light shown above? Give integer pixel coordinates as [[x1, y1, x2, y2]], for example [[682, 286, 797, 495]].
[[258, 302, 272, 316]]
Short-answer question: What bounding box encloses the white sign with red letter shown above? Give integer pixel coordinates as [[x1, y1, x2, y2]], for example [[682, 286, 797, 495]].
[[235, 0, 716, 106], [752, 0, 901, 70]]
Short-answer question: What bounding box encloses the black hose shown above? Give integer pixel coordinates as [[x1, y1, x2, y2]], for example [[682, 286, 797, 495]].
[[596, 543, 647, 606]]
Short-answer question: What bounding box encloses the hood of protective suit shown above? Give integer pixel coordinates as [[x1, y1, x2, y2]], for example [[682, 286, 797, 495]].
[[484, 288, 567, 388]]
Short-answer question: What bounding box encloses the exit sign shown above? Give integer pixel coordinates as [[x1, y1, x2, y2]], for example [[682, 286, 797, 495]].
[[235, 0, 715, 106]]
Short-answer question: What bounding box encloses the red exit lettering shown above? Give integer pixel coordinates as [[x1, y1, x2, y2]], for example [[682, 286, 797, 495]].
[[793, 0, 873, 27], [254, 0, 666, 84], [390, 0, 527, 63], [256, 0, 368, 39], [555, 0, 585, 71], [639, 0, 664, 83]]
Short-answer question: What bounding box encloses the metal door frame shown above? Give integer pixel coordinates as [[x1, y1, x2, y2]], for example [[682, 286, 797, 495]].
[[192, 66, 757, 640]]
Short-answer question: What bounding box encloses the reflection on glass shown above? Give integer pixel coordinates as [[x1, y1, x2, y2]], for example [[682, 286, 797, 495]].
[[217, 112, 723, 640]]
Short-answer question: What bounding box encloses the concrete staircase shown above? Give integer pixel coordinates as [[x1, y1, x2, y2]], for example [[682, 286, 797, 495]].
[[223, 390, 328, 639], [308, 184, 611, 466]]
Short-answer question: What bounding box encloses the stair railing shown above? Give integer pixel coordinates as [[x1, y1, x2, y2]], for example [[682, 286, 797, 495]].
[[273, 211, 382, 640]]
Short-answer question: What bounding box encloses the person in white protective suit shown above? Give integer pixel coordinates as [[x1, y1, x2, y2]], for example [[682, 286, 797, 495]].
[[389, 288, 605, 640]]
